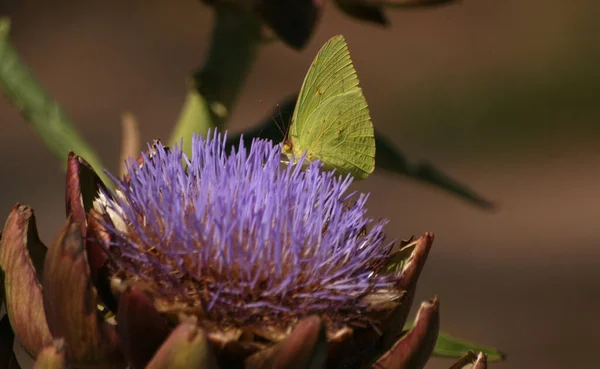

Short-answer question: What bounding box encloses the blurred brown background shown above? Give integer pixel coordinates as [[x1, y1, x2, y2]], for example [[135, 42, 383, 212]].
[[0, 0, 599, 368]]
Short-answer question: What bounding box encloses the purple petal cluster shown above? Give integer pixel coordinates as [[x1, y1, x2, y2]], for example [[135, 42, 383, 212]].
[[100, 131, 400, 326]]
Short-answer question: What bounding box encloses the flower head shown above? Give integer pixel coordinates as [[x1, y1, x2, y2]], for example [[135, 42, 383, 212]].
[[97, 132, 401, 331], [0, 130, 464, 369]]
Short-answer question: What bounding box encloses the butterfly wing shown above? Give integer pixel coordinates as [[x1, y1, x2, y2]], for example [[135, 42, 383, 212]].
[[289, 35, 375, 179]]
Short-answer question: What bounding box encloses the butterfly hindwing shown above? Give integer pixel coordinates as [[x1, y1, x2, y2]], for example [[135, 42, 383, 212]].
[[297, 90, 374, 178], [288, 35, 375, 179]]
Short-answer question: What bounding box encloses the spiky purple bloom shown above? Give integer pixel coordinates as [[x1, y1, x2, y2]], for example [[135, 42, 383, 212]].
[[97, 132, 401, 329]]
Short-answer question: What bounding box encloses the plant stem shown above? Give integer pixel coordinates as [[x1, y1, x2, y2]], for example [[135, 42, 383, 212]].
[[0, 18, 109, 184], [169, 4, 262, 154]]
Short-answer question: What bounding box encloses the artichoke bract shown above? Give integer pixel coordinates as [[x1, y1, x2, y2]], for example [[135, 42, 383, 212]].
[[0, 131, 487, 369]]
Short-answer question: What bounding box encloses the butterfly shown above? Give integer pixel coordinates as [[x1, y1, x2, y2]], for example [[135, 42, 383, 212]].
[[281, 35, 376, 179]]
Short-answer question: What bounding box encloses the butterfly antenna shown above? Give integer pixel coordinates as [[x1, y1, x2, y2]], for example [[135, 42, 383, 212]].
[[259, 99, 286, 141], [276, 102, 292, 141]]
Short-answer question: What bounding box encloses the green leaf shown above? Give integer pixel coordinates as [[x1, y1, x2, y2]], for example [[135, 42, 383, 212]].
[[375, 134, 495, 209], [434, 331, 505, 361], [170, 89, 217, 157], [228, 96, 495, 209], [399, 326, 505, 362], [0, 18, 108, 184]]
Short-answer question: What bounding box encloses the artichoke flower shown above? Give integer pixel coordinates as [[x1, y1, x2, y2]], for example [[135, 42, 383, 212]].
[[0, 132, 487, 369]]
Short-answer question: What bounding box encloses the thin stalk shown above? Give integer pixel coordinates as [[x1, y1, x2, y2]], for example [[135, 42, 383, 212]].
[[169, 4, 262, 154], [0, 18, 109, 184]]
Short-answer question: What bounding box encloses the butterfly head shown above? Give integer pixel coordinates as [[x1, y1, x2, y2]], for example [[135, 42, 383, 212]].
[[281, 139, 308, 167], [281, 140, 293, 156]]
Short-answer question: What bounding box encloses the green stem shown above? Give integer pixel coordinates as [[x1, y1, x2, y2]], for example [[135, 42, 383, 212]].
[[0, 18, 109, 184], [169, 4, 261, 154]]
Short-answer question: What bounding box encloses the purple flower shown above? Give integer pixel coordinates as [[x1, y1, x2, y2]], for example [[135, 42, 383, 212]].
[[96, 131, 401, 329], [1, 129, 447, 369]]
